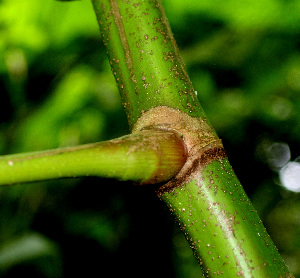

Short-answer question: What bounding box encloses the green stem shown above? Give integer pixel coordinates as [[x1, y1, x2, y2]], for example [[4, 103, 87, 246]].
[[133, 106, 293, 277], [161, 159, 291, 277], [92, 0, 294, 277], [91, 0, 207, 129], [0, 129, 186, 186]]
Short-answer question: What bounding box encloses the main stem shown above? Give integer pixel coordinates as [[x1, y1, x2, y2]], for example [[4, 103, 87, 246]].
[[92, 0, 293, 277], [92, 0, 207, 129]]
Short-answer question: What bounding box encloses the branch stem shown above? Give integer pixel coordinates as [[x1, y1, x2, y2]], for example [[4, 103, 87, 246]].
[[0, 129, 187, 186]]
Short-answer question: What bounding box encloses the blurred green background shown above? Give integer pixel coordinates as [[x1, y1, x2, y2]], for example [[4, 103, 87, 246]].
[[0, 0, 299, 277]]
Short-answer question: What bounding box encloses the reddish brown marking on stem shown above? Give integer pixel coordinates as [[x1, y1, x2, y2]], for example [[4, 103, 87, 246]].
[[109, 0, 134, 70], [133, 106, 226, 192], [156, 145, 227, 195]]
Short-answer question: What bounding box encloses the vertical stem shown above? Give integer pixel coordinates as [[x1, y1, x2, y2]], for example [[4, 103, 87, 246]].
[[91, 0, 207, 129], [91, 1, 294, 277]]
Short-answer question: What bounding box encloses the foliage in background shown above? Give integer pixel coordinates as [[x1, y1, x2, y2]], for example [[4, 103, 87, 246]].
[[0, 0, 299, 277]]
